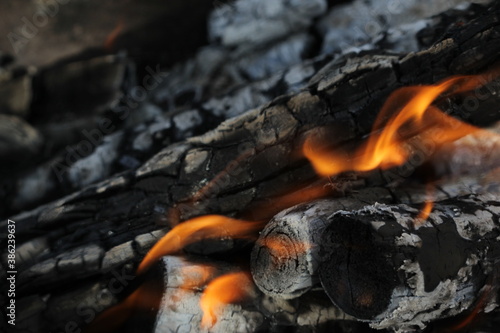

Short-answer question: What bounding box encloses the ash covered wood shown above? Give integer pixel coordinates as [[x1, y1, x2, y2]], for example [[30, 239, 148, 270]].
[[319, 193, 500, 330], [252, 191, 500, 330], [1, 1, 500, 332], [153, 256, 353, 333]]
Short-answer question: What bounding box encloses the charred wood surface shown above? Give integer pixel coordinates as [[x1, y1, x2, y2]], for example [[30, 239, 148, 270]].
[[252, 192, 500, 330], [154, 256, 354, 333], [320, 193, 500, 330], [1, 2, 500, 332], [2, 0, 489, 216]]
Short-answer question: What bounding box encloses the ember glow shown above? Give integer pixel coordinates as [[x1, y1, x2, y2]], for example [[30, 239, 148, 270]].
[[137, 215, 264, 275], [108, 73, 500, 332], [257, 235, 312, 261], [242, 182, 333, 221], [303, 75, 490, 177], [179, 264, 216, 290], [447, 284, 494, 332], [200, 272, 253, 328]]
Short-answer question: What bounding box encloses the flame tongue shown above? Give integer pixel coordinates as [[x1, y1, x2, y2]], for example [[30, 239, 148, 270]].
[[200, 271, 253, 328], [303, 72, 500, 225], [137, 215, 264, 275], [304, 75, 485, 178]]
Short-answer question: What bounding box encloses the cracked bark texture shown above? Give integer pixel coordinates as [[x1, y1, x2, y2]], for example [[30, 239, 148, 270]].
[[1, 2, 500, 332], [250, 163, 500, 301], [318, 193, 500, 331], [3, 0, 488, 217]]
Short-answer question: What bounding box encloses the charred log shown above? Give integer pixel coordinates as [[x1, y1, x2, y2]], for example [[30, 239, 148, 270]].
[[2, 2, 500, 332], [153, 256, 353, 333], [252, 192, 500, 330], [319, 193, 500, 330]]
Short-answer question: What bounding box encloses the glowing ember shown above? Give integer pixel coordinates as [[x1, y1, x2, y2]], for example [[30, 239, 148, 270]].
[[303, 75, 490, 178], [105, 71, 500, 331], [179, 264, 216, 290], [257, 235, 312, 261], [137, 215, 264, 275], [200, 272, 253, 328]]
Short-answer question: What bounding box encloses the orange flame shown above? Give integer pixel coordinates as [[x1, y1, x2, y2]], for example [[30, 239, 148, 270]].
[[200, 272, 253, 328], [86, 282, 159, 333], [415, 184, 435, 225], [137, 215, 264, 275], [416, 201, 433, 223], [258, 235, 312, 261], [242, 182, 333, 221], [447, 284, 493, 332], [303, 75, 490, 177]]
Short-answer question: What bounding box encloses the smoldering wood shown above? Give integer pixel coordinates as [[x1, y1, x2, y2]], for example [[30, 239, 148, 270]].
[[0, 54, 134, 216], [251, 188, 395, 300], [2, 1, 500, 332], [316, 0, 492, 55], [5, 54, 331, 216], [318, 193, 500, 331], [250, 165, 500, 301], [252, 192, 500, 331], [2, 0, 485, 215], [151, 0, 489, 113], [153, 256, 353, 333]]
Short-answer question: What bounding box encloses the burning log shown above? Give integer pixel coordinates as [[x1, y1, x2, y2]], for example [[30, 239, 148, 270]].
[[252, 192, 500, 330], [3, 1, 500, 331], [3, 0, 490, 216], [5, 53, 330, 215], [152, 256, 353, 333], [320, 193, 500, 330], [151, 256, 265, 333], [251, 187, 395, 300]]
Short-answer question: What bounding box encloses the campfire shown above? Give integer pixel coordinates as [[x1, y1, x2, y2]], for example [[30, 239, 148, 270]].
[[1, 1, 500, 333]]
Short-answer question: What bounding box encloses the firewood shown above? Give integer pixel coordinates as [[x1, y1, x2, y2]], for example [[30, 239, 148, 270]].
[[3, 2, 500, 331], [5, 53, 330, 215], [250, 166, 500, 300], [252, 192, 500, 331], [153, 256, 353, 333], [4, 0, 487, 215], [319, 193, 500, 331], [422, 122, 500, 181], [251, 187, 395, 300]]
